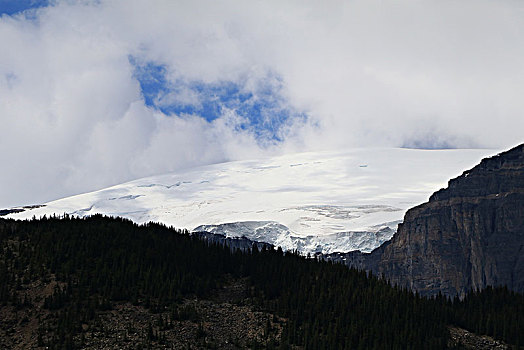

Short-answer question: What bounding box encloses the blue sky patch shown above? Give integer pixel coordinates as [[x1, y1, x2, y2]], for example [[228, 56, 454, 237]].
[[0, 0, 48, 16], [130, 57, 307, 143]]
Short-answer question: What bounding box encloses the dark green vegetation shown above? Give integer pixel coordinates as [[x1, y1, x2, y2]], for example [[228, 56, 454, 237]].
[[1, 215, 523, 349]]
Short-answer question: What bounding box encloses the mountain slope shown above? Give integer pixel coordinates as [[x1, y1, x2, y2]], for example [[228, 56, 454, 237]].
[[2, 215, 523, 348], [6, 148, 496, 254], [343, 143, 524, 297]]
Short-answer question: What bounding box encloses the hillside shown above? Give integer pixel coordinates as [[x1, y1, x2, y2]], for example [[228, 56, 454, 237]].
[[1, 215, 523, 349]]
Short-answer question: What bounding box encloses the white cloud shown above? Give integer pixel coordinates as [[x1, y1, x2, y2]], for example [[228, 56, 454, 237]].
[[0, 0, 523, 207]]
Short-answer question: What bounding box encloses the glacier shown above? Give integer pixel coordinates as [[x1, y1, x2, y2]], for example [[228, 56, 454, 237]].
[[5, 148, 497, 254]]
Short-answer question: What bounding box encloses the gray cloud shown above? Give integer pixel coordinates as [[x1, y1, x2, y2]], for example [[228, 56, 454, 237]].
[[0, 0, 523, 207]]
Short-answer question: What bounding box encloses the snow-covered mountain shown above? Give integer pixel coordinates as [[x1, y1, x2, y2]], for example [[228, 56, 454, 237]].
[[6, 148, 497, 254]]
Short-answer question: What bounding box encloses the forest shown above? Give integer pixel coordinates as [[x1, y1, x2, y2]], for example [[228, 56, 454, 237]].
[[0, 215, 522, 349]]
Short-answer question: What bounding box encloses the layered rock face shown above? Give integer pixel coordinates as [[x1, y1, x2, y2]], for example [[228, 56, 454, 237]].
[[344, 144, 524, 297]]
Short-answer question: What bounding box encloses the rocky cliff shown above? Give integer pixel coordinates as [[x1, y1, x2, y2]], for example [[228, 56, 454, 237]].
[[342, 144, 524, 297]]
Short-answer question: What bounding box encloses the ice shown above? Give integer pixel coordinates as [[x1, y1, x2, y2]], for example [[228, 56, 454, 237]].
[[6, 148, 497, 253]]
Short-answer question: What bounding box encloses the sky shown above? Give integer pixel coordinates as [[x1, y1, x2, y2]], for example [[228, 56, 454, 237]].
[[0, 0, 523, 208]]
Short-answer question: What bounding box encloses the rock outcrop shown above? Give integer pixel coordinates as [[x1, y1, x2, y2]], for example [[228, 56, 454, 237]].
[[343, 143, 524, 297]]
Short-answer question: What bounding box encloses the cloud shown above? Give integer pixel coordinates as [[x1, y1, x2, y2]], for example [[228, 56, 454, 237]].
[[0, 0, 523, 207]]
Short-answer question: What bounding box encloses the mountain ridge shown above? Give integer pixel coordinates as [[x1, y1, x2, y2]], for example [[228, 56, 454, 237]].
[[342, 143, 524, 297]]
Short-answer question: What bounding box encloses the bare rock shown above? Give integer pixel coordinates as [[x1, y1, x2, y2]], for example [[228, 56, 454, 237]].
[[345, 144, 524, 297]]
